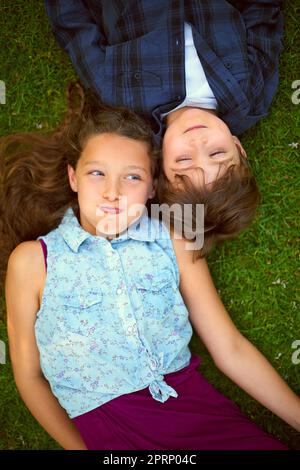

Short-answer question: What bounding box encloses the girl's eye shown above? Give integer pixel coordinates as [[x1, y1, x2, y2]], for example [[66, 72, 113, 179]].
[[89, 170, 104, 176], [210, 151, 226, 157], [126, 174, 142, 181]]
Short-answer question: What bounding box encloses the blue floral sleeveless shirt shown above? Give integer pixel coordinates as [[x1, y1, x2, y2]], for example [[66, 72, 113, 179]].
[[35, 207, 193, 418]]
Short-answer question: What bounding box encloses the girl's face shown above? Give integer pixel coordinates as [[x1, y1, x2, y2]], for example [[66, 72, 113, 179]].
[[68, 133, 157, 239]]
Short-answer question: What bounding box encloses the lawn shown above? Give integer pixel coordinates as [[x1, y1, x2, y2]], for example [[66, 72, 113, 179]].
[[0, 0, 299, 450]]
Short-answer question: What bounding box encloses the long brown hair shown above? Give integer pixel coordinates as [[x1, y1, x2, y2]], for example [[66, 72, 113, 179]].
[[0, 83, 159, 284]]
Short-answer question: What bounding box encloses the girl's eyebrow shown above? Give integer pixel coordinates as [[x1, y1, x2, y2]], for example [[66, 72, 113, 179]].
[[124, 165, 147, 173], [83, 160, 106, 166]]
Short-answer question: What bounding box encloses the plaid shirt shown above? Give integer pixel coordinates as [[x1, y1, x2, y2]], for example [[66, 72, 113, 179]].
[[45, 0, 283, 140]]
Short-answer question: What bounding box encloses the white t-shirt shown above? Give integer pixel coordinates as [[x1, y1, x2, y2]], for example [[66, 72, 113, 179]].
[[162, 22, 217, 118]]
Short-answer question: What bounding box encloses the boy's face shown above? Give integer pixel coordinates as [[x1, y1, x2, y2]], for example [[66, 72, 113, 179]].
[[163, 108, 245, 187]]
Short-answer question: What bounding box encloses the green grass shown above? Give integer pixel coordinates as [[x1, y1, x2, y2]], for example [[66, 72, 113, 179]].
[[0, 0, 299, 450]]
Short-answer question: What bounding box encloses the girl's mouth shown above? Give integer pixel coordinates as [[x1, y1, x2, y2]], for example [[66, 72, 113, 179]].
[[97, 206, 123, 215]]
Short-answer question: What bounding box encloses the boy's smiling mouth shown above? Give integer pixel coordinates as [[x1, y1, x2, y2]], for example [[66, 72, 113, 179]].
[[184, 125, 207, 133]]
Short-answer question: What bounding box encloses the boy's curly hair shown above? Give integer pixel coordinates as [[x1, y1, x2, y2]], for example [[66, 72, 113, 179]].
[[157, 151, 260, 258]]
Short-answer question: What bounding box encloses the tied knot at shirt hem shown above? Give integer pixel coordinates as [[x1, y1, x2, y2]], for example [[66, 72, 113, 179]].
[[149, 379, 178, 403]]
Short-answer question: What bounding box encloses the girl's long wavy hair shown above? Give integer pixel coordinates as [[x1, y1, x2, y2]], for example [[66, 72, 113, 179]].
[[0, 82, 159, 285]]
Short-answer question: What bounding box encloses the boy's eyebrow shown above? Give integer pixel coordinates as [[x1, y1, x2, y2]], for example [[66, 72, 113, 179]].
[[171, 165, 198, 172], [84, 161, 147, 173]]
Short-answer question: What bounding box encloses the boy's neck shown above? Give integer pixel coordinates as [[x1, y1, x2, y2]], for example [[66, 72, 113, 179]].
[[166, 106, 217, 126]]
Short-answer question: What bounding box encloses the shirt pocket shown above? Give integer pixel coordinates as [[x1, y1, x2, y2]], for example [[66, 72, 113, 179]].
[[104, 31, 164, 88], [58, 289, 103, 309], [222, 53, 248, 83], [56, 289, 104, 337], [134, 270, 177, 319]]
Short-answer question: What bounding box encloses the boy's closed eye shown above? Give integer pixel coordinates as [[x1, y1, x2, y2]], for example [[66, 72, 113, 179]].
[[175, 150, 227, 163], [210, 150, 226, 157]]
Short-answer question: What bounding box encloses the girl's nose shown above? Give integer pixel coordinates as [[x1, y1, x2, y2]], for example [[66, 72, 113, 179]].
[[102, 180, 121, 201]]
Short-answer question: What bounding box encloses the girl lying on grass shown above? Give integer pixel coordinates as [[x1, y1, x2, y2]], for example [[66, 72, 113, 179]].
[[1, 88, 299, 450]]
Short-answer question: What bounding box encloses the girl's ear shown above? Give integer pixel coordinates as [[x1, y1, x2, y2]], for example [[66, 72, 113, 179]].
[[68, 164, 78, 192], [233, 136, 247, 159], [149, 178, 158, 199]]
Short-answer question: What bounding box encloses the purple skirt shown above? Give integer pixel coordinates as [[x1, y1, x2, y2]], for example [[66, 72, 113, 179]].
[[72, 355, 288, 450]]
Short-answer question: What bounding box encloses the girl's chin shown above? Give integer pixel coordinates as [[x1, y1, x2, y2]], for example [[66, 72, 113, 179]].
[[95, 219, 129, 239]]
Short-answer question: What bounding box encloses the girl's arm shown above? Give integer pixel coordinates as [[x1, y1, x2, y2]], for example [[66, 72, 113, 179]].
[[172, 237, 300, 432], [6, 241, 87, 450]]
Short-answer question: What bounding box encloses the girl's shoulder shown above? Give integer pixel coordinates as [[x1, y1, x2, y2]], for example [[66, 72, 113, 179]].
[[8, 240, 44, 268], [7, 241, 46, 293]]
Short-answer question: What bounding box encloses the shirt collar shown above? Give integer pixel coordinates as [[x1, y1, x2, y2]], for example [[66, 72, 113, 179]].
[[58, 207, 159, 252]]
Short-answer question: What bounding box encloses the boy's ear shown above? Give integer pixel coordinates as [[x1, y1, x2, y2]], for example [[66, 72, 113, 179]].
[[68, 164, 78, 192], [233, 136, 247, 159], [149, 178, 158, 199]]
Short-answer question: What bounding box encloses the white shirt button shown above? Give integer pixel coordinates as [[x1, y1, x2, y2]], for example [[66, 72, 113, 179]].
[[127, 324, 137, 334]]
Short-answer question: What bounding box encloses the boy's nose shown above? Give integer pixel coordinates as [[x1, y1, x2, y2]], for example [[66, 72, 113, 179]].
[[189, 134, 208, 147]]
